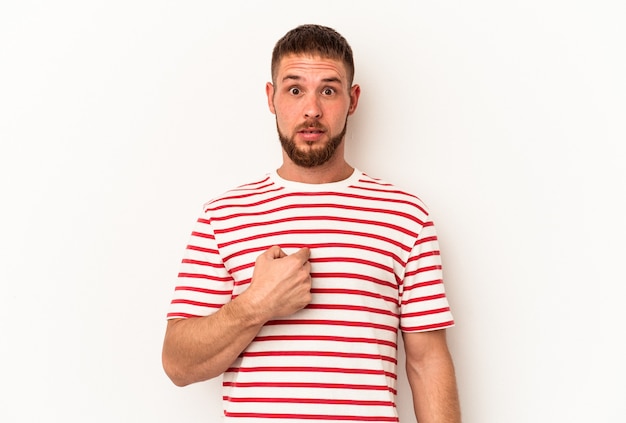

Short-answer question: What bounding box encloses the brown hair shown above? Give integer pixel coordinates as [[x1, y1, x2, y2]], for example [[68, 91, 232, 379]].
[[271, 24, 355, 86]]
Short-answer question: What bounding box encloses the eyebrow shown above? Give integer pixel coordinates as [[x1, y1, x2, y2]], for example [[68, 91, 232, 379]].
[[282, 75, 343, 84]]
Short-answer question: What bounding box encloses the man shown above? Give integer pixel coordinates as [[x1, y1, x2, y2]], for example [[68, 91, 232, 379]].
[[162, 24, 461, 422]]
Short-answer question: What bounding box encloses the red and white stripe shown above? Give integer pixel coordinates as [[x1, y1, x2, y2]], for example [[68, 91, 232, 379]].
[[167, 170, 454, 422]]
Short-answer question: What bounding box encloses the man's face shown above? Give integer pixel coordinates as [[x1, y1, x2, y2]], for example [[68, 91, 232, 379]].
[[266, 54, 360, 168]]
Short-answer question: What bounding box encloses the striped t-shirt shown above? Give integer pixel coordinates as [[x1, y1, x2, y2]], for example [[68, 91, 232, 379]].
[[167, 169, 454, 422]]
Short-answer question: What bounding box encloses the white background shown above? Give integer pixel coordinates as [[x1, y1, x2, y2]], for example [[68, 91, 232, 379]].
[[1, 1, 625, 422]]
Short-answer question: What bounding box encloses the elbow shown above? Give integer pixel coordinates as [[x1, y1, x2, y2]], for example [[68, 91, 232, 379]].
[[169, 376, 192, 388], [161, 322, 196, 387], [162, 353, 192, 387], [168, 375, 190, 388], [165, 372, 191, 388], [161, 319, 225, 386], [161, 347, 222, 387], [162, 340, 203, 387]]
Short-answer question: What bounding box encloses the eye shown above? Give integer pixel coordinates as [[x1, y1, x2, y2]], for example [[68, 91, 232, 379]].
[[289, 87, 301, 95], [322, 87, 335, 96]]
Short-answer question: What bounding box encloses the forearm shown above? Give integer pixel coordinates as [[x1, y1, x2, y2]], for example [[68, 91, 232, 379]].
[[403, 330, 461, 423], [162, 246, 312, 387], [162, 296, 266, 386], [407, 350, 461, 423]]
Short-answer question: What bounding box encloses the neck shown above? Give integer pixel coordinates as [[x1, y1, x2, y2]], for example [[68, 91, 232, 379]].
[[277, 152, 354, 184]]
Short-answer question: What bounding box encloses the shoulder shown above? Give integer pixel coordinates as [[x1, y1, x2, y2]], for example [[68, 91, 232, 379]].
[[351, 171, 431, 218], [201, 173, 282, 212]]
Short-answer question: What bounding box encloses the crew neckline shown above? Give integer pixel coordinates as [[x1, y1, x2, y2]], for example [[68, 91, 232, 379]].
[[270, 168, 362, 191]]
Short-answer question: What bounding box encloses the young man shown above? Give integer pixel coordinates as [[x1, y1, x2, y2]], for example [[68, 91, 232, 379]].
[[162, 24, 461, 423]]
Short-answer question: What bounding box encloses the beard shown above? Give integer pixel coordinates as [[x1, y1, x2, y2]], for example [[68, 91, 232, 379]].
[[277, 117, 348, 168]]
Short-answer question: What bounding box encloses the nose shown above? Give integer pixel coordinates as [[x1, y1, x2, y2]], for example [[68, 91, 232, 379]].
[[303, 94, 322, 119]]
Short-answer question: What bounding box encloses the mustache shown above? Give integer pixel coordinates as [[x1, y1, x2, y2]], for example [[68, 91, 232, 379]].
[[296, 120, 327, 132]]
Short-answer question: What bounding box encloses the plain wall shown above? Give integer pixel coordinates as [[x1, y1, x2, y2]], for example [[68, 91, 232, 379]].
[[1, 1, 625, 422]]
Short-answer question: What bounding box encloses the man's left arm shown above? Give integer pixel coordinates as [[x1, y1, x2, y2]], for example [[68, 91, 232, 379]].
[[403, 329, 461, 423]]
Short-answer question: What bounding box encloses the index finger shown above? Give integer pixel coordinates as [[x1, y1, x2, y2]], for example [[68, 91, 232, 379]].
[[291, 247, 311, 262]]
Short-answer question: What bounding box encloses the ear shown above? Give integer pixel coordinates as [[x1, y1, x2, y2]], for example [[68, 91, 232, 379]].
[[348, 84, 361, 115], [266, 82, 276, 114]]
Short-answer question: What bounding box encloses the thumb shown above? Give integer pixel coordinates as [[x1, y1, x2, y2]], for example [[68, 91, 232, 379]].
[[265, 245, 287, 259]]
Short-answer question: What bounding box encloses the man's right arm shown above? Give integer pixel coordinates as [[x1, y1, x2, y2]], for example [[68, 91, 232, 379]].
[[162, 246, 312, 387]]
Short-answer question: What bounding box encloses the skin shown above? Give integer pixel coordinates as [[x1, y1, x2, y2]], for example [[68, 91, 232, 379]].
[[162, 246, 312, 385], [162, 53, 461, 423], [404, 330, 462, 422], [266, 54, 360, 184]]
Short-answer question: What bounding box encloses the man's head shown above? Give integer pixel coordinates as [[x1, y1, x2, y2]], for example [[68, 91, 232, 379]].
[[271, 24, 355, 87], [267, 25, 360, 170]]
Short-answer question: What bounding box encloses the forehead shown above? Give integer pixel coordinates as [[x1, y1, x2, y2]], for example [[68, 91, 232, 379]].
[[275, 54, 348, 84]]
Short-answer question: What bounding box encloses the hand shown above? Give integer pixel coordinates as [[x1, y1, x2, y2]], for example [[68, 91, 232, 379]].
[[243, 246, 312, 321]]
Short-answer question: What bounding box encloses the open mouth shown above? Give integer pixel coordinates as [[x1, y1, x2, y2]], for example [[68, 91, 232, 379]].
[[298, 129, 325, 142]]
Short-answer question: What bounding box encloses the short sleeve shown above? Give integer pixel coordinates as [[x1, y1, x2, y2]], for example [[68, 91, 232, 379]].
[[166, 213, 234, 319], [399, 218, 455, 332]]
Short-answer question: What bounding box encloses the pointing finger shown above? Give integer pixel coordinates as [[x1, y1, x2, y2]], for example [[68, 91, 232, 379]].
[[292, 247, 311, 263]]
